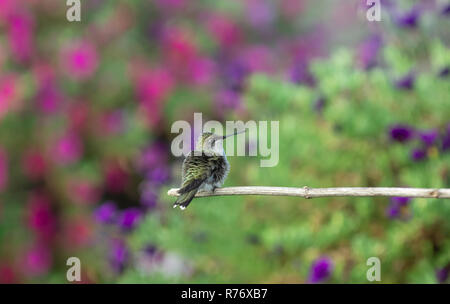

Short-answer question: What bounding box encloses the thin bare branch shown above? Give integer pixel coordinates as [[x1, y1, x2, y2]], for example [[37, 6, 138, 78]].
[[167, 186, 450, 199]]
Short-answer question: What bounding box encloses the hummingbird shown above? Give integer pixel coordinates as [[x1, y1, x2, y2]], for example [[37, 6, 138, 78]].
[[173, 130, 245, 210]]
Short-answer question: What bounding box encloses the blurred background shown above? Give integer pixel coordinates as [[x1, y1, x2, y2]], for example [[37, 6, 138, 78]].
[[0, 0, 449, 283]]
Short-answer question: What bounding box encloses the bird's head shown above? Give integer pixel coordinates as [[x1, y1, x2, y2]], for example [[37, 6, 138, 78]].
[[196, 130, 246, 155]]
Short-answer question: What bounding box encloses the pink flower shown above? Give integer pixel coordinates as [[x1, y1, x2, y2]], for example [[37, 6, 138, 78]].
[[0, 74, 17, 120], [280, 0, 306, 19], [138, 142, 168, 172], [136, 67, 174, 105], [22, 150, 47, 180], [53, 131, 83, 165], [0, 148, 7, 192], [69, 180, 100, 205], [162, 27, 198, 72], [99, 110, 124, 135], [240, 45, 275, 74], [36, 81, 64, 114], [134, 67, 174, 126], [188, 56, 216, 85], [245, 0, 275, 29], [104, 162, 129, 193], [22, 243, 52, 277], [155, 0, 187, 10], [61, 41, 99, 79], [206, 13, 242, 49], [0, 264, 17, 283], [63, 217, 92, 248], [7, 11, 34, 63], [26, 192, 56, 241], [0, 0, 16, 21], [68, 102, 89, 132]]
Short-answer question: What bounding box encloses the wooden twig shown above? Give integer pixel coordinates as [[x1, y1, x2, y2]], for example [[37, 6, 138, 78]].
[[167, 186, 450, 199]]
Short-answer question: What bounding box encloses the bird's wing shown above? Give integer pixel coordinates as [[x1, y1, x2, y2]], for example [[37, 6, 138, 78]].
[[174, 152, 210, 209], [179, 152, 210, 193]]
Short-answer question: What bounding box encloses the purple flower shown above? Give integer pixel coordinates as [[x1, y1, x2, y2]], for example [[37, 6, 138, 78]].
[[442, 4, 450, 16], [109, 239, 129, 274], [147, 165, 170, 184], [117, 208, 141, 231], [436, 267, 449, 283], [222, 59, 249, 92], [387, 197, 412, 219], [386, 204, 401, 218], [395, 7, 421, 28], [245, 0, 275, 30], [419, 129, 438, 147], [313, 97, 326, 114], [389, 125, 415, 143], [140, 186, 158, 210], [439, 67, 449, 78], [94, 202, 117, 224], [357, 34, 382, 70], [411, 148, 427, 162], [442, 125, 450, 152], [289, 61, 315, 86], [395, 73, 415, 90], [216, 89, 241, 110], [391, 197, 411, 207], [308, 257, 333, 283]]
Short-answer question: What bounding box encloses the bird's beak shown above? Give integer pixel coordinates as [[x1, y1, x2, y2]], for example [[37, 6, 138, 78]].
[[221, 129, 246, 140]]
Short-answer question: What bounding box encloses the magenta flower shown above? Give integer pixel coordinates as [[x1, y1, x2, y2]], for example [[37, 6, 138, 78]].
[[22, 243, 52, 277], [188, 56, 216, 85], [53, 132, 83, 165], [0, 147, 8, 192], [104, 162, 129, 193], [7, 11, 34, 63], [0, 74, 17, 120], [206, 13, 242, 48], [69, 180, 100, 205], [241, 45, 275, 74], [0, 264, 17, 284], [22, 150, 47, 180], [61, 41, 99, 80], [36, 81, 64, 114], [99, 110, 124, 135], [134, 67, 174, 126], [308, 257, 333, 283], [26, 192, 56, 241], [162, 27, 197, 70]]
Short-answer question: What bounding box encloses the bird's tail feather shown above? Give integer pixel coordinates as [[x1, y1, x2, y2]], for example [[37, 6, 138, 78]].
[[173, 188, 199, 210]]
